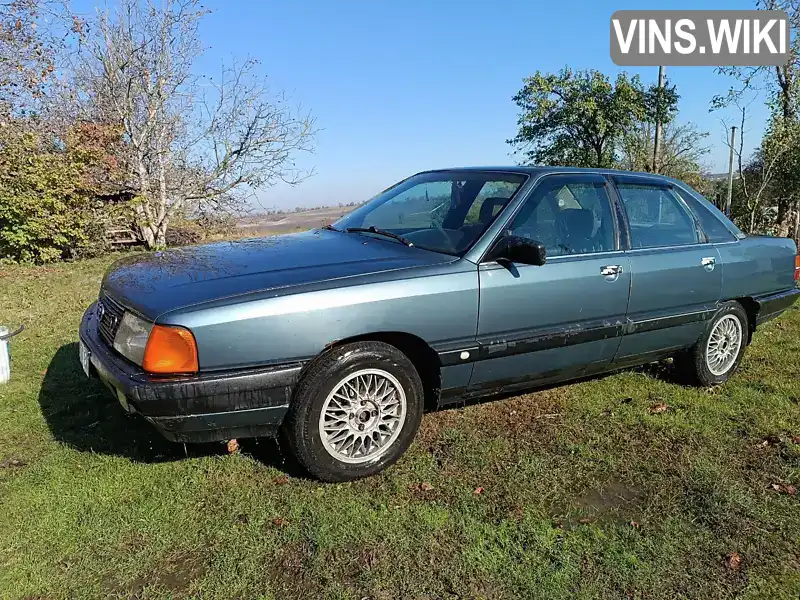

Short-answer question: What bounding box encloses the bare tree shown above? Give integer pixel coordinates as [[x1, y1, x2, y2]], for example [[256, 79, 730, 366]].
[[75, 0, 315, 247], [620, 120, 710, 186], [721, 101, 798, 233], [0, 0, 83, 125], [713, 0, 799, 238]]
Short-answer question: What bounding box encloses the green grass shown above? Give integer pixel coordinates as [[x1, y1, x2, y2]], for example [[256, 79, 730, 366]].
[[1, 256, 799, 599]]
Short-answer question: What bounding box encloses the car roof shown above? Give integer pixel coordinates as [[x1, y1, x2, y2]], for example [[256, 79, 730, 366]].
[[419, 165, 676, 183]]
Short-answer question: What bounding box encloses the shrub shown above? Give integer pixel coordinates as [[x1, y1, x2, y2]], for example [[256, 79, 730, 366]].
[[0, 124, 120, 263], [0, 132, 90, 263], [165, 225, 202, 247]]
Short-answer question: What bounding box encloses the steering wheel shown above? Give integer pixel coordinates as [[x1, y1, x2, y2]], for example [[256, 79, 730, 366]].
[[405, 225, 458, 254]]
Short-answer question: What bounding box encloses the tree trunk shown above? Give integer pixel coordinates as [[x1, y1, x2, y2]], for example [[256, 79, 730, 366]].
[[793, 201, 800, 244], [154, 217, 168, 248], [133, 204, 157, 248], [749, 208, 758, 234], [776, 201, 791, 237]]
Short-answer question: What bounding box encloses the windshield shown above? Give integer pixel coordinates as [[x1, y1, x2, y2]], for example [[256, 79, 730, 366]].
[[333, 171, 528, 256]]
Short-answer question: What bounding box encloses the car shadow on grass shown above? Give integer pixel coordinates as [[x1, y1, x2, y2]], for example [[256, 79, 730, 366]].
[[38, 343, 226, 463], [38, 344, 314, 477]]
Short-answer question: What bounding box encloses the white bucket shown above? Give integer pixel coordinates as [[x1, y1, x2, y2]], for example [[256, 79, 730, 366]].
[[0, 327, 9, 384]]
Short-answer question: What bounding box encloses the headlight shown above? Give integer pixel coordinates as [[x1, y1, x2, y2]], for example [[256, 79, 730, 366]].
[[113, 312, 153, 365]]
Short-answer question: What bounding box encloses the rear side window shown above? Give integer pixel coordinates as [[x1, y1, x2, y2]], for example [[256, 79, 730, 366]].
[[616, 184, 701, 249], [673, 187, 738, 243]]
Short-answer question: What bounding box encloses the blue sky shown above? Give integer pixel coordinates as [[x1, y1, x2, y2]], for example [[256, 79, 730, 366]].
[[127, 0, 778, 209]]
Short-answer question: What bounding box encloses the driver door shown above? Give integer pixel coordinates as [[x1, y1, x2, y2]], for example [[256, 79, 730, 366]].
[[469, 173, 631, 392]]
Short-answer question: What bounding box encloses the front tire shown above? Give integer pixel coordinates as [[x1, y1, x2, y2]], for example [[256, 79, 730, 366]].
[[678, 301, 748, 386], [283, 341, 424, 482]]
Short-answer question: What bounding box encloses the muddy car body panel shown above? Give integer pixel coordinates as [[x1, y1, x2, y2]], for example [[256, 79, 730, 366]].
[[79, 167, 800, 452]]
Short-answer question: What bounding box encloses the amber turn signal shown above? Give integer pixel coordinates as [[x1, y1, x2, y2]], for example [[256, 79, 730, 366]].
[[795, 254, 799, 281], [142, 325, 199, 374]]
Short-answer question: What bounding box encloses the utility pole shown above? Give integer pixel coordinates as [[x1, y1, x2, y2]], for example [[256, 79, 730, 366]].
[[652, 65, 665, 174], [725, 125, 737, 217]]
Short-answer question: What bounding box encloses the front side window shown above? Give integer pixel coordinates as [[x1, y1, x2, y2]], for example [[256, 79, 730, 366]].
[[334, 172, 527, 256], [508, 176, 616, 257], [616, 184, 701, 249]]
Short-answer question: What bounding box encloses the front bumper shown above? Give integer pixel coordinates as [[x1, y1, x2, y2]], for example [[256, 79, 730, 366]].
[[79, 302, 303, 443]]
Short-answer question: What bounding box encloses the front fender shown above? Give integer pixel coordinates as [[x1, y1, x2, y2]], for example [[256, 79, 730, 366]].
[[161, 267, 479, 371]]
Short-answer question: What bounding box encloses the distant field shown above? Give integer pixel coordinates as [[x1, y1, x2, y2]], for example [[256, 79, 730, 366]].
[[1, 257, 800, 599], [237, 206, 353, 236]]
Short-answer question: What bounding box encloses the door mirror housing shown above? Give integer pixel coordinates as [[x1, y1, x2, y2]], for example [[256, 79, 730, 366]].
[[490, 235, 547, 266]]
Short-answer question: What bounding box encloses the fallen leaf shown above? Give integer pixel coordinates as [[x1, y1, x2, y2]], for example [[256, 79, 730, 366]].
[[0, 457, 25, 469], [419, 482, 433, 492], [629, 520, 640, 529], [577, 516, 595, 524], [755, 439, 770, 448], [273, 475, 289, 485], [791, 435, 800, 445], [770, 482, 797, 495], [725, 551, 742, 571], [473, 487, 484, 495], [649, 402, 668, 414], [226, 439, 240, 454], [272, 517, 288, 527]]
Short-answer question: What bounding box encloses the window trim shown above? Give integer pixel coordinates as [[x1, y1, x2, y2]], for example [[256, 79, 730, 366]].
[[478, 172, 622, 264], [611, 176, 707, 250]]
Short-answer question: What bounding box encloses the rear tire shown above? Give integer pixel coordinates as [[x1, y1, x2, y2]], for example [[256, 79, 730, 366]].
[[283, 341, 424, 482], [677, 301, 748, 387]]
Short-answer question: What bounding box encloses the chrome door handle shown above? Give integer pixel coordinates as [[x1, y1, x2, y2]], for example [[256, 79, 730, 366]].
[[701, 256, 716, 271], [600, 265, 623, 278]]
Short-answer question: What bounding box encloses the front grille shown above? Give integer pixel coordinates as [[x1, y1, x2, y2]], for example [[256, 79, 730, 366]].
[[97, 293, 125, 347]]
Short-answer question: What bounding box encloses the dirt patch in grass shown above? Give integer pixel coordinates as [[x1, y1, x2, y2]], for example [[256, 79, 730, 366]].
[[0, 456, 27, 469], [574, 479, 645, 513], [104, 550, 207, 600], [465, 389, 566, 440], [268, 540, 325, 599], [418, 388, 564, 453]]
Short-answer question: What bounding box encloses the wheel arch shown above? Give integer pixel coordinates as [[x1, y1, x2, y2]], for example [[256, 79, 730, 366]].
[[731, 297, 758, 343], [302, 331, 442, 411]]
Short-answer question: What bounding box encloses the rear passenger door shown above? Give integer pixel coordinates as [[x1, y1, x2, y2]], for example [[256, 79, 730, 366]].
[[612, 176, 722, 363]]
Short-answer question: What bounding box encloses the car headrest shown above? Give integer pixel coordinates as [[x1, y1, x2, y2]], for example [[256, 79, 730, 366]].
[[560, 209, 594, 239], [479, 197, 508, 223]]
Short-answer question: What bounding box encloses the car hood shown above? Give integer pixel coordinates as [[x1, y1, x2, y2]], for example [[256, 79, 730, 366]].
[[102, 229, 453, 318]]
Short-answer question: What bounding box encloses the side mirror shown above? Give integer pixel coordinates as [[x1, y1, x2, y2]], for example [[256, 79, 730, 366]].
[[490, 235, 547, 266]]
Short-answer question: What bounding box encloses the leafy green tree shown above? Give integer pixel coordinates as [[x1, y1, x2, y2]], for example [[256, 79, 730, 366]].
[[508, 68, 677, 168]]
